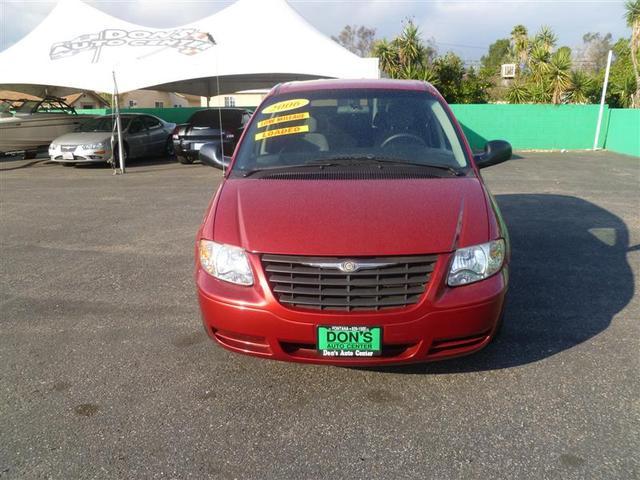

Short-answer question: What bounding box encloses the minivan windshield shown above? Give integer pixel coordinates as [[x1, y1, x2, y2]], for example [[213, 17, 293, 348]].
[[233, 89, 469, 174]]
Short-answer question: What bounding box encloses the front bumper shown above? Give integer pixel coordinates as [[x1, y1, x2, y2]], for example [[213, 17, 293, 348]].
[[49, 146, 109, 164], [197, 252, 508, 366]]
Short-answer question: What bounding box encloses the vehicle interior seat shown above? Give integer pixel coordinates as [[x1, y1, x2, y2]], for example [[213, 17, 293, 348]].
[[374, 102, 423, 146], [271, 116, 328, 154], [314, 112, 355, 150]]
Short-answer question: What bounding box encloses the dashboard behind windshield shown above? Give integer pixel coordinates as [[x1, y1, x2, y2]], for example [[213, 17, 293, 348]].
[[233, 89, 469, 173]]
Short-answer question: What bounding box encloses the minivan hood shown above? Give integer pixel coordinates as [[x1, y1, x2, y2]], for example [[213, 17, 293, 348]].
[[212, 178, 489, 256]]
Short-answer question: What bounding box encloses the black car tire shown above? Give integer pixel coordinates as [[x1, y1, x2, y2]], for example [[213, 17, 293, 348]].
[[177, 155, 194, 164], [113, 143, 128, 167], [165, 137, 175, 158]]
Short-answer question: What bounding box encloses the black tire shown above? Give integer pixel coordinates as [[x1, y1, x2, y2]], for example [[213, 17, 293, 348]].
[[177, 154, 194, 165], [24, 150, 38, 160], [113, 143, 128, 167], [165, 138, 175, 158]]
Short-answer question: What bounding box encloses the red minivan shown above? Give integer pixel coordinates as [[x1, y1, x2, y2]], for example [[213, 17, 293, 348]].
[[195, 79, 512, 366]]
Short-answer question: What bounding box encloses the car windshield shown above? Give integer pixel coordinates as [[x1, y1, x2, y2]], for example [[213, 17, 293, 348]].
[[232, 89, 469, 174], [78, 117, 132, 132]]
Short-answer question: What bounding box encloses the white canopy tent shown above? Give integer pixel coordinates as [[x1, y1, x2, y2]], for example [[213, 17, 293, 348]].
[[0, 0, 379, 97]]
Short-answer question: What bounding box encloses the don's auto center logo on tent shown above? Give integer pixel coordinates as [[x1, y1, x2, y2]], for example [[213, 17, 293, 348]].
[[50, 29, 215, 63]]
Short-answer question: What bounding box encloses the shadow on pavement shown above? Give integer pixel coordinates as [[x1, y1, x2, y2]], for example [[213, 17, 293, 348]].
[[381, 194, 636, 373]]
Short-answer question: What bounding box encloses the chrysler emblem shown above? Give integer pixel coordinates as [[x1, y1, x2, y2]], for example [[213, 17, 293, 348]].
[[339, 260, 358, 273]]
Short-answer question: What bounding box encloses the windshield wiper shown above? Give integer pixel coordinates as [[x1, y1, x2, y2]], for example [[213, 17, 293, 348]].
[[315, 155, 466, 176], [239, 155, 466, 177], [239, 162, 339, 177]]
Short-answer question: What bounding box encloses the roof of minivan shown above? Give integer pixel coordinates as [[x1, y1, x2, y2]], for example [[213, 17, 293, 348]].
[[273, 79, 437, 96]]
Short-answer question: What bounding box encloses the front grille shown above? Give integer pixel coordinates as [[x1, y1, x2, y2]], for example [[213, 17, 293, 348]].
[[262, 254, 438, 311], [61, 145, 76, 152]]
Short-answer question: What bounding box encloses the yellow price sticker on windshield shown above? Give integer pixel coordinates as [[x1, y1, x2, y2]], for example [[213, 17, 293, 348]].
[[255, 125, 309, 141], [261, 98, 309, 114], [257, 112, 310, 129]]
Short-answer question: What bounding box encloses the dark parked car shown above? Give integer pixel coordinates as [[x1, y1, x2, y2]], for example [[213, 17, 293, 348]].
[[173, 108, 252, 166]]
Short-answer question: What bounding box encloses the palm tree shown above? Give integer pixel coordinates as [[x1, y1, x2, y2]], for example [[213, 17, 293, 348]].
[[567, 70, 594, 104], [547, 49, 573, 103], [528, 80, 553, 103], [528, 43, 551, 82], [372, 39, 400, 78], [535, 26, 558, 53], [507, 81, 529, 103], [510, 24, 530, 71], [625, 0, 640, 107], [395, 20, 425, 70]]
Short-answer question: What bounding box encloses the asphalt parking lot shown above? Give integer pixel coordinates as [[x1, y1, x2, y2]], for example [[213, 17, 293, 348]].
[[1, 151, 638, 479]]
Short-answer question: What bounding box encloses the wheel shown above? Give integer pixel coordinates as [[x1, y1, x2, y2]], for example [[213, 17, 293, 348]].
[[177, 154, 194, 164], [24, 150, 38, 160], [165, 137, 175, 158], [113, 143, 128, 168]]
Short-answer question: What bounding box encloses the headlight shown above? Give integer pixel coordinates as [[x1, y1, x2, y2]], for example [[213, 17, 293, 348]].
[[447, 239, 505, 287], [199, 240, 253, 286], [81, 142, 104, 150]]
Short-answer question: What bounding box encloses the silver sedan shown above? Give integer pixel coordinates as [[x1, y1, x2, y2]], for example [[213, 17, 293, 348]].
[[49, 114, 176, 165]]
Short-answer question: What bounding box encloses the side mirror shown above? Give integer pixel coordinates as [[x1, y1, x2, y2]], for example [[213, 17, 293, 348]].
[[199, 142, 231, 169], [474, 140, 512, 169]]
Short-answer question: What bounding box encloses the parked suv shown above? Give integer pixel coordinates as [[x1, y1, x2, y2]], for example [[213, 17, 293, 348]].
[[195, 79, 512, 366], [173, 107, 252, 166]]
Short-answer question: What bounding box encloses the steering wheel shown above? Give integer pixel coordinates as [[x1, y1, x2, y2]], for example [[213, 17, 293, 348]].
[[380, 133, 426, 149]]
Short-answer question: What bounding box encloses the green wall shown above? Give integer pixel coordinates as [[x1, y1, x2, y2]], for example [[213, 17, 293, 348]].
[[603, 109, 640, 157], [77, 104, 639, 157], [450, 104, 608, 151]]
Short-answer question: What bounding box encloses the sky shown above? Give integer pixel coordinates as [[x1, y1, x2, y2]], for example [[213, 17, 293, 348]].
[[0, 0, 631, 65]]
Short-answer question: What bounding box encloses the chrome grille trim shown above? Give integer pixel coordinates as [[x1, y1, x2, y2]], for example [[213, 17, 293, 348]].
[[262, 254, 438, 312]]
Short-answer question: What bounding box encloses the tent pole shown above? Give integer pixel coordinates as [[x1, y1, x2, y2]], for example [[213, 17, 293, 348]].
[[112, 70, 125, 173], [593, 50, 612, 151]]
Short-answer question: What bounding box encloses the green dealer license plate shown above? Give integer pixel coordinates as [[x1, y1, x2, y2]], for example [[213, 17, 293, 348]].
[[317, 326, 382, 357]]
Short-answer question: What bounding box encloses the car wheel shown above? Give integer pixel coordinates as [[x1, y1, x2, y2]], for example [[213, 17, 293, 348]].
[[113, 143, 128, 167], [24, 150, 38, 160], [165, 138, 175, 158]]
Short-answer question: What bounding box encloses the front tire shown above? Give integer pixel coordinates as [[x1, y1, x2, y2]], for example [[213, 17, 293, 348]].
[[165, 138, 175, 158], [113, 143, 128, 168], [177, 154, 193, 164]]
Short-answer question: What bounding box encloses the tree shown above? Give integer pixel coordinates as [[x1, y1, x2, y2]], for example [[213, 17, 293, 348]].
[[625, 0, 640, 107], [480, 38, 511, 77], [547, 49, 572, 103], [534, 26, 557, 53], [510, 25, 530, 69], [461, 67, 491, 103], [579, 32, 613, 73], [507, 80, 529, 103], [372, 39, 400, 78], [431, 52, 466, 103], [372, 20, 436, 80], [607, 37, 638, 107], [566, 70, 594, 104], [332, 25, 377, 57]]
